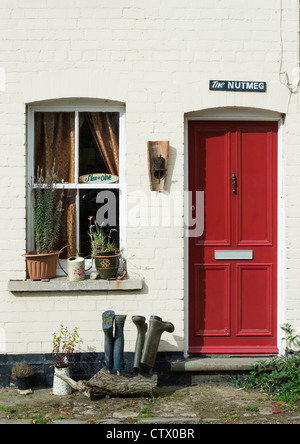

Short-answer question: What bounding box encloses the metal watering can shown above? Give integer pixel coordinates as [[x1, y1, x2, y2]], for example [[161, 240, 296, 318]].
[[58, 245, 91, 281]]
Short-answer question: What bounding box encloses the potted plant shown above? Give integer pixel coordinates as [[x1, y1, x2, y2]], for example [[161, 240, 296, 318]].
[[11, 362, 34, 391], [88, 217, 120, 279], [23, 164, 64, 280], [52, 324, 80, 396]]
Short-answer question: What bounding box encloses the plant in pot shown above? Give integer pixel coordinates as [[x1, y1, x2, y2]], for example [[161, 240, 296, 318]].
[[11, 362, 34, 391], [23, 164, 64, 280], [88, 217, 120, 279], [52, 324, 80, 396]]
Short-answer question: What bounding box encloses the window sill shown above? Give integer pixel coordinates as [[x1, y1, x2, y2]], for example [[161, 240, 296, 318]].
[[8, 276, 143, 293]]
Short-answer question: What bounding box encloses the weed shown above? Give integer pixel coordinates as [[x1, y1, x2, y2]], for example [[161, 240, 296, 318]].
[[138, 406, 153, 418], [229, 324, 300, 400], [281, 323, 300, 355], [274, 392, 299, 405], [219, 410, 239, 421], [245, 406, 259, 412], [229, 355, 300, 398], [0, 405, 14, 413], [30, 413, 52, 424]]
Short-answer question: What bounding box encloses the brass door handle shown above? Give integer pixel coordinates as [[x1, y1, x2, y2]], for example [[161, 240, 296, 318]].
[[231, 172, 237, 195], [191, 205, 196, 211]]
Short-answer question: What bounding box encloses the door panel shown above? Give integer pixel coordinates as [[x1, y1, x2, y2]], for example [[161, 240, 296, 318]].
[[193, 264, 230, 337], [188, 121, 278, 354], [192, 128, 231, 246], [237, 129, 273, 245], [237, 264, 273, 336]]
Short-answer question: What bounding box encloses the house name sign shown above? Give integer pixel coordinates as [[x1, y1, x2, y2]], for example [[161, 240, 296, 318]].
[[79, 173, 118, 184], [210, 80, 267, 92]]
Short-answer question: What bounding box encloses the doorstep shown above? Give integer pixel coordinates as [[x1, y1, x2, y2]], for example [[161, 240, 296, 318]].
[[171, 355, 275, 373], [8, 276, 143, 293]]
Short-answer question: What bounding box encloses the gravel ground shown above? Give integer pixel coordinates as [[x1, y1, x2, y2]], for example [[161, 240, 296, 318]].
[[0, 380, 299, 425]]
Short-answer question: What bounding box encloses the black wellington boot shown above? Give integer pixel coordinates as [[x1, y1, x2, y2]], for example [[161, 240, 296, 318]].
[[132, 315, 148, 373], [140, 315, 175, 373], [102, 310, 115, 372]]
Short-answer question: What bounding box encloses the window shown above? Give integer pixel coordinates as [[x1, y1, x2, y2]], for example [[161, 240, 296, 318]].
[[27, 103, 125, 265]]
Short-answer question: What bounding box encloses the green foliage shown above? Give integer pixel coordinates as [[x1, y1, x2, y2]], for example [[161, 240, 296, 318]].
[[138, 406, 153, 418], [31, 164, 63, 254], [52, 324, 80, 367], [31, 413, 52, 424], [230, 355, 300, 397], [88, 217, 117, 256], [230, 324, 300, 399], [281, 322, 300, 355], [245, 405, 259, 412]]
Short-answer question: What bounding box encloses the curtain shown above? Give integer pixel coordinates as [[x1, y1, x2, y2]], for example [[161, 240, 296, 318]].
[[86, 112, 119, 176], [34, 112, 76, 257]]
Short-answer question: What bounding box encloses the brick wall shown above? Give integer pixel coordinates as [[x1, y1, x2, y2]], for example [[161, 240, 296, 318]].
[[0, 0, 299, 356]]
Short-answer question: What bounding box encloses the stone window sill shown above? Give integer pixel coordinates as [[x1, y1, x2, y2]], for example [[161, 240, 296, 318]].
[[8, 276, 143, 293]]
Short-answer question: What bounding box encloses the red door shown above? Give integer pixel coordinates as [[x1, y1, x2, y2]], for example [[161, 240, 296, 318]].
[[188, 121, 278, 353]]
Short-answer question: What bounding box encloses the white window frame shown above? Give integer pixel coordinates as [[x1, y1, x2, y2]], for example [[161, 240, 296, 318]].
[[27, 104, 126, 272]]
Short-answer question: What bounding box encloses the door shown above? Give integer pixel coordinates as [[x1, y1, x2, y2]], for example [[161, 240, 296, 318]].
[[188, 121, 278, 353]]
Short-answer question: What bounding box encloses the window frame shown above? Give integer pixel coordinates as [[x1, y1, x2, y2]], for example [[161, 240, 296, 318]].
[[26, 104, 126, 270]]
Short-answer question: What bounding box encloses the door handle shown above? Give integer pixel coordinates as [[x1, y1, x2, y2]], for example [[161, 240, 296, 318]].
[[231, 172, 237, 195]]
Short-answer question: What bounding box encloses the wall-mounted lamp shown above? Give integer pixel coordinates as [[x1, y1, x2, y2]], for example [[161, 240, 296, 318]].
[[147, 141, 170, 192]]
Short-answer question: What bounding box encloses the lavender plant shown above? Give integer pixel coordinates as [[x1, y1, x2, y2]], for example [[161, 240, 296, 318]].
[[31, 164, 64, 254]]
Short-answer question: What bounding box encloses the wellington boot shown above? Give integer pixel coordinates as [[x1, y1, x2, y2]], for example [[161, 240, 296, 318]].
[[113, 315, 127, 373], [132, 315, 148, 372], [102, 310, 115, 372], [140, 315, 175, 371]]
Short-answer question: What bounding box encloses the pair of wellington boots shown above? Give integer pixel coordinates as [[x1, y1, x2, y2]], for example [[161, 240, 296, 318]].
[[132, 315, 175, 374], [102, 310, 126, 375]]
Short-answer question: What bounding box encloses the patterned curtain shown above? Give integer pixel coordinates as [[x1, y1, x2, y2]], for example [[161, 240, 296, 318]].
[[86, 112, 119, 176], [34, 112, 76, 257]]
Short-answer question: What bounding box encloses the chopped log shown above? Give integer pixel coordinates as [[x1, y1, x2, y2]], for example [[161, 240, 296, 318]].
[[54, 367, 158, 399]]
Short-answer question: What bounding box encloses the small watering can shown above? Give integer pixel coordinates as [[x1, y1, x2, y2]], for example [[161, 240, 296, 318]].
[[58, 245, 91, 281]]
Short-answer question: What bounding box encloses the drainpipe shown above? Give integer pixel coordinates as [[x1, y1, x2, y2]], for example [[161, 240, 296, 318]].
[[291, 0, 300, 91]]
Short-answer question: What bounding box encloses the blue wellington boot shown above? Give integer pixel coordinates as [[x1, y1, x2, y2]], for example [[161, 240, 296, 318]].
[[113, 314, 127, 375], [102, 310, 115, 372]]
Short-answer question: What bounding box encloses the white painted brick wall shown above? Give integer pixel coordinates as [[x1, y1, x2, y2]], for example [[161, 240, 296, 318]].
[[0, 0, 299, 356]]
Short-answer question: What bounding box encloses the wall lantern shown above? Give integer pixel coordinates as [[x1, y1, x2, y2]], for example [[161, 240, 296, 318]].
[[147, 141, 170, 192]]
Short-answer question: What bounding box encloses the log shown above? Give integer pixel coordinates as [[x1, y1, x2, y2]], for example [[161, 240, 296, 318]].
[[54, 367, 158, 399]]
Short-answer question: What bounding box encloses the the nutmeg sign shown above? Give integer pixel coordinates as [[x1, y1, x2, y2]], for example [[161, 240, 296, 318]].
[[79, 173, 118, 184], [210, 80, 267, 92]]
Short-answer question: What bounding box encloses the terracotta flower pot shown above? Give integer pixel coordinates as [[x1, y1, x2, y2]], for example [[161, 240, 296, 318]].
[[23, 251, 59, 280]]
